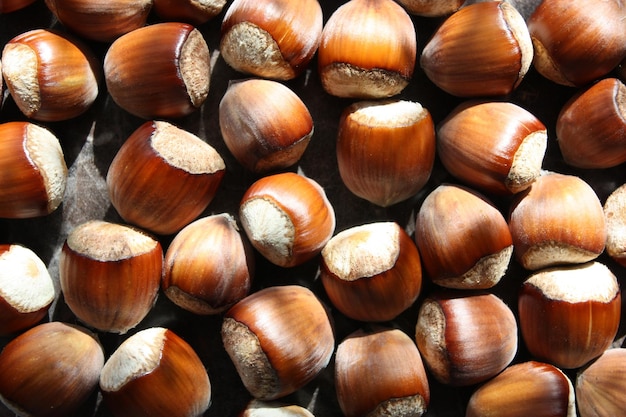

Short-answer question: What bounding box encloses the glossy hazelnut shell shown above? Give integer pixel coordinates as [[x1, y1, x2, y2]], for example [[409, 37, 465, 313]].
[[335, 327, 430, 417], [415, 184, 513, 289], [59, 220, 163, 334], [239, 172, 335, 267], [220, 0, 322, 80], [317, 0, 416, 98], [0, 121, 67, 218], [415, 290, 518, 386], [518, 262, 621, 369], [336, 99, 436, 207], [466, 361, 576, 417], [222, 285, 335, 400], [100, 327, 211, 417], [0, 322, 104, 417], [162, 213, 255, 315], [104, 22, 210, 119], [556, 77, 626, 169], [107, 121, 225, 235], [1, 29, 100, 122], [437, 100, 547, 195], [508, 172, 607, 270], [0, 244, 55, 336], [320, 222, 422, 322], [45, 0, 153, 42], [527, 0, 626, 86], [420, 1, 532, 97], [576, 348, 626, 417], [219, 79, 314, 173]]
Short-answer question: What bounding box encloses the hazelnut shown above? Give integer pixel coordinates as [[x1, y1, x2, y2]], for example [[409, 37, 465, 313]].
[[420, 1, 533, 97], [576, 348, 626, 417], [104, 22, 211, 119], [336, 99, 436, 207], [518, 262, 621, 369], [415, 184, 513, 289], [239, 172, 335, 268], [106, 120, 225, 235], [59, 220, 163, 334], [556, 77, 626, 169], [0, 244, 55, 336], [335, 327, 430, 417], [508, 172, 607, 270], [220, 0, 322, 80], [45, 0, 153, 42], [0, 322, 104, 417], [162, 213, 255, 315], [100, 327, 211, 417], [527, 0, 626, 86], [415, 290, 518, 386], [0, 121, 67, 218], [320, 221, 423, 322], [466, 361, 576, 417], [437, 100, 547, 195], [219, 78, 314, 174], [1, 29, 100, 121], [221, 285, 335, 400], [318, 0, 417, 98]]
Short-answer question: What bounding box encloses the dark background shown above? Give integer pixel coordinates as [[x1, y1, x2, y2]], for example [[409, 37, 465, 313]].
[[1, 1, 625, 416]]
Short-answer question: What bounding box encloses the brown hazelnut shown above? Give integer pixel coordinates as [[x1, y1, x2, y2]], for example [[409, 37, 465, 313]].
[[221, 285, 335, 400], [239, 172, 335, 267], [106, 120, 225, 235], [59, 220, 163, 334], [104, 22, 211, 119], [336, 99, 436, 207], [1, 29, 100, 121], [518, 262, 621, 369], [318, 0, 417, 98]]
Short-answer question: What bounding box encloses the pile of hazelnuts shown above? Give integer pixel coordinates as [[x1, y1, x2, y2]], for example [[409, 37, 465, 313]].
[[1, 0, 626, 416]]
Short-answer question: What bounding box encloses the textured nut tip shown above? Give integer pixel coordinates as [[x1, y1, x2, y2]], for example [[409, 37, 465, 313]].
[[100, 327, 167, 392], [349, 100, 428, 127], [221, 22, 294, 80], [1, 43, 40, 117], [501, 1, 533, 88], [525, 262, 619, 304], [242, 399, 315, 416], [66, 220, 159, 262], [25, 123, 68, 212], [321, 222, 401, 281], [151, 121, 225, 174], [414, 299, 448, 383], [180, 28, 211, 108], [321, 64, 410, 99], [239, 197, 295, 267], [369, 396, 427, 417], [436, 245, 513, 290], [506, 129, 547, 193], [0, 245, 55, 312], [164, 286, 223, 315], [605, 183, 626, 262], [222, 317, 280, 400]]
